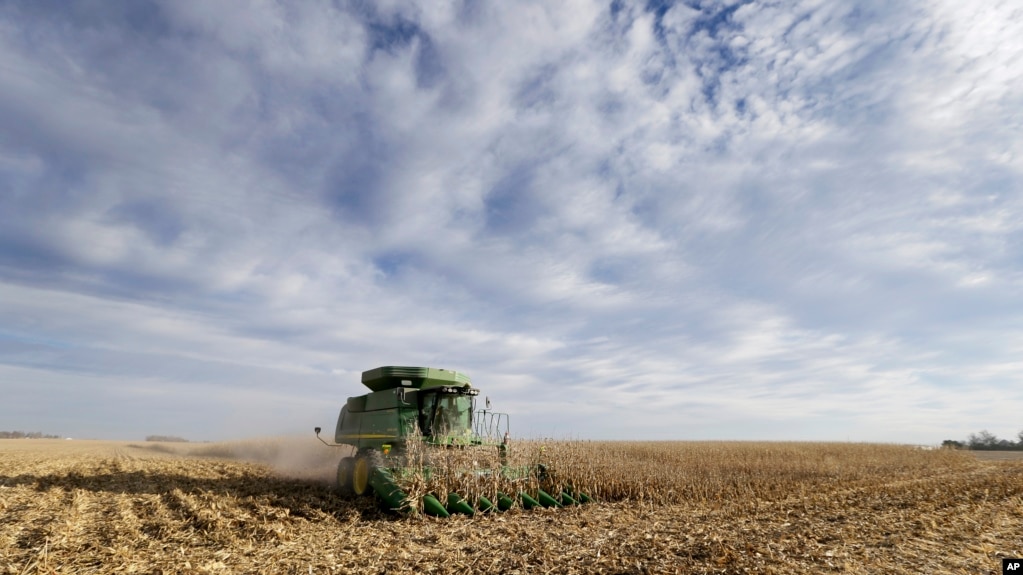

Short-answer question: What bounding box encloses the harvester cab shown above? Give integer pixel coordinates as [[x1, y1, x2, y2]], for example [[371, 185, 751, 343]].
[[327, 366, 506, 451], [315, 366, 590, 517]]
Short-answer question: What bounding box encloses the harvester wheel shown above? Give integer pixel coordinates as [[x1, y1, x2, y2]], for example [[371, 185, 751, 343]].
[[336, 457, 355, 496], [352, 455, 372, 496], [352, 450, 388, 498]]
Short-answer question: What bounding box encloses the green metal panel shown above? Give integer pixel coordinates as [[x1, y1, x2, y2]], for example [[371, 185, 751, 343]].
[[334, 405, 354, 444], [361, 366, 429, 389], [447, 493, 475, 516], [338, 409, 400, 450], [369, 467, 407, 512], [422, 495, 449, 517], [361, 365, 472, 392], [365, 389, 401, 411], [398, 407, 419, 437], [346, 396, 367, 412], [422, 367, 472, 387]]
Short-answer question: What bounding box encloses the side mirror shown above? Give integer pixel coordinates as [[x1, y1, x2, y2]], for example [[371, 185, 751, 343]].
[[314, 427, 321, 435]]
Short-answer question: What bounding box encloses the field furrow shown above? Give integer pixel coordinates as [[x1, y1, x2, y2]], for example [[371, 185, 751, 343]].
[[1, 439, 1020, 574]]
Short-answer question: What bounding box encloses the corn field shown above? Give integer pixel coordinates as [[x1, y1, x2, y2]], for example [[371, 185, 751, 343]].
[[1, 438, 1021, 574]]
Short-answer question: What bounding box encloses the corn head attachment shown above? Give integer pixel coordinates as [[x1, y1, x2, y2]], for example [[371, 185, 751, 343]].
[[316, 366, 591, 517]]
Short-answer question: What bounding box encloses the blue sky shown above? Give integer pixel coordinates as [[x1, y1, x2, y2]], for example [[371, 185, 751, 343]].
[[1, 0, 1021, 443]]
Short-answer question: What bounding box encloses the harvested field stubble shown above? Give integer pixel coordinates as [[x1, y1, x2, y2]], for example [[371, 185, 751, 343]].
[[1, 439, 1020, 574]]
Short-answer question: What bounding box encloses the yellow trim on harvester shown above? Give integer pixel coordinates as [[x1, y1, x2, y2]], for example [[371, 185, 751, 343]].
[[336, 434, 397, 439]]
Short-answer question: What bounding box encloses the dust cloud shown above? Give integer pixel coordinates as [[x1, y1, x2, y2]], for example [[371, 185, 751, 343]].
[[185, 436, 353, 484]]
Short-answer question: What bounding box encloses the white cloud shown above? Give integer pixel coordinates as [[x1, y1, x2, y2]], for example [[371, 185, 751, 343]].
[[0, 0, 1021, 443]]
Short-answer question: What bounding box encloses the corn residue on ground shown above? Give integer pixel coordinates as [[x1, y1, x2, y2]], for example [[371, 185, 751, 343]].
[[1, 438, 1020, 574]]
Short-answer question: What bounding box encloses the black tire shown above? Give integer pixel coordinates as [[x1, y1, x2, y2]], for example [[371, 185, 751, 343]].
[[336, 456, 355, 496]]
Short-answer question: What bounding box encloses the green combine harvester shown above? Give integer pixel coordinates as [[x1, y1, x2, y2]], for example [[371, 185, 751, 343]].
[[315, 366, 590, 517]]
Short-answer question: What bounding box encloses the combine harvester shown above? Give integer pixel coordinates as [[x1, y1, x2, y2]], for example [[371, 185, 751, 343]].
[[315, 366, 591, 517]]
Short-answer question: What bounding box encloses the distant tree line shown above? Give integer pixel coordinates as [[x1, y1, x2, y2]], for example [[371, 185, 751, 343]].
[[0, 431, 61, 439], [145, 435, 189, 442], [942, 429, 1023, 451]]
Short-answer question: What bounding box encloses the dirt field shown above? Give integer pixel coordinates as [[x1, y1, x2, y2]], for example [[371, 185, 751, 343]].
[[971, 450, 1023, 462], [1, 439, 1020, 574]]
